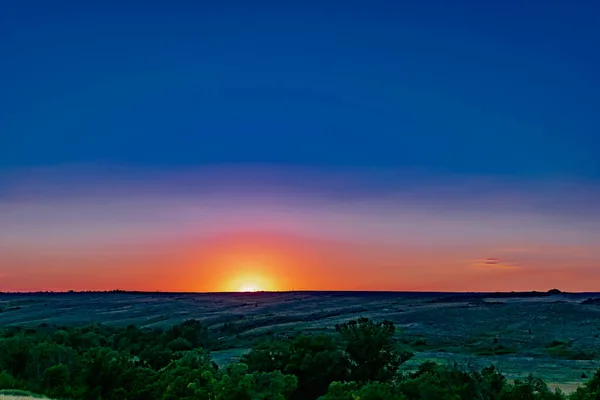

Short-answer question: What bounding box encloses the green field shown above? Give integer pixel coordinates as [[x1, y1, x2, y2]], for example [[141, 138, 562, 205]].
[[2, 290, 600, 393]]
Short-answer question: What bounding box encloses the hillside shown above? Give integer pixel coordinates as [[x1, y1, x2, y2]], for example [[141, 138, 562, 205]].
[[2, 290, 600, 393]]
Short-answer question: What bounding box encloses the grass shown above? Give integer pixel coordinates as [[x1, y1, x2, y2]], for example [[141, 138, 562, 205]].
[[544, 339, 597, 360], [0, 389, 48, 399], [472, 344, 519, 356], [212, 348, 252, 367]]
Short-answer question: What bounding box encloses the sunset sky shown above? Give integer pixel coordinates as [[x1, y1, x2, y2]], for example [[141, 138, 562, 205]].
[[1, 0, 599, 292]]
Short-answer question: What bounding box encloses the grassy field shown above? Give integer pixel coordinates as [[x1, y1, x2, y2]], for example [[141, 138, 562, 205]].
[[0, 397, 46, 400], [2, 290, 600, 393], [0, 389, 48, 399]]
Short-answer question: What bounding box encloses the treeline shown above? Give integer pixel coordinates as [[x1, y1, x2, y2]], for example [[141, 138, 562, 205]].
[[0, 317, 598, 399], [0, 290, 162, 295]]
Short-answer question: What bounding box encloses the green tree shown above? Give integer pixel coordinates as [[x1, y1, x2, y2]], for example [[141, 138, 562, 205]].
[[244, 334, 348, 400], [242, 338, 291, 372], [320, 381, 406, 400], [152, 349, 216, 400], [211, 363, 297, 400], [251, 370, 298, 400], [0, 335, 31, 378], [500, 376, 564, 400], [139, 345, 173, 369], [284, 334, 348, 400], [335, 318, 412, 383], [168, 337, 193, 352], [571, 368, 600, 400], [79, 347, 131, 400], [26, 342, 78, 381], [42, 364, 71, 398], [0, 370, 21, 390], [165, 319, 212, 349]]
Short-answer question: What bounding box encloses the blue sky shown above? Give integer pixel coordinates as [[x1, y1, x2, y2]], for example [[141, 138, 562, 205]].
[[1, 0, 600, 291], [1, 0, 598, 178]]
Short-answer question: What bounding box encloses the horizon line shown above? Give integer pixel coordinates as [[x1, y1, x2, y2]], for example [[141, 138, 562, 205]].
[[0, 288, 590, 295]]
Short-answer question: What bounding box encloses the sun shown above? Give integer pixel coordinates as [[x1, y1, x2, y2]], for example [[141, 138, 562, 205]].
[[239, 283, 262, 293], [226, 273, 274, 293]]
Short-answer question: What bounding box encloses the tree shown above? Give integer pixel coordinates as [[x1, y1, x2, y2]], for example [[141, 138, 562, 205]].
[[0, 370, 21, 390], [165, 319, 212, 349], [320, 381, 406, 400], [243, 334, 348, 400], [42, 364, 71, 398], [571, 368, 600, 400], [211, 363, 297, 400], [79, 347, 131, 399], [284, 334, 349, 400], [500, 376, 564, 400], [0, 335, 31, 378], [151, 349, 216, 400], [139, 345, 173, 369], [242, 338, 291, 373], [335, 318, 412, 383]]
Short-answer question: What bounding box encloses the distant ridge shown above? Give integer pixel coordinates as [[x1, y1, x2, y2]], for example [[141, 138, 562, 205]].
[[581, 298, 600, 306], [0, 288, 583, 296], [428, 289, 570, 303]]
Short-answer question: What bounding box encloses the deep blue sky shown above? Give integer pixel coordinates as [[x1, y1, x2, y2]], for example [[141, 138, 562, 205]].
[[1, 0, 599, 178], [2, 1, 600, 292]]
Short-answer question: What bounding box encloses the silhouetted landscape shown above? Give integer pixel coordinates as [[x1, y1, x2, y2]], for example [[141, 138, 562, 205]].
[[2, 290, 600, 398]]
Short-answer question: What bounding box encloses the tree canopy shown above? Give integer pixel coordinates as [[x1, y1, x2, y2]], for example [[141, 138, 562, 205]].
[[0, 318, 595, 400]]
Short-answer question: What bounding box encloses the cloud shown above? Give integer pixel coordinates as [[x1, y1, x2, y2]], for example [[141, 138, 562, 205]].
[[484, 257, 500, 264], [473, 257, 519, 269]]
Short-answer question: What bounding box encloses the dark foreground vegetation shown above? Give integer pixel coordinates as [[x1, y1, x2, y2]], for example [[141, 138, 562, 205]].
[[1, 318, 600, 400]]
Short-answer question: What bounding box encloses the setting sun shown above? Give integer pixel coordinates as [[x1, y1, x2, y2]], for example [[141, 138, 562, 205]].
[[225, 271, 277, 293], [205, 244, 289, 293], [238, 283, 262, 292]]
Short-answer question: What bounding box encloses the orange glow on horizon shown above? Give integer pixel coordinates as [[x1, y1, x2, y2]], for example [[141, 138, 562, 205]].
[[225, 269, 278, 292], [180, 233, 291, 292], [3, 231, 600, 293]]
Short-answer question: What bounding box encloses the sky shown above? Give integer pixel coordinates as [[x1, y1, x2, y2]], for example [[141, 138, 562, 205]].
[[1, 0, 599, 292]]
